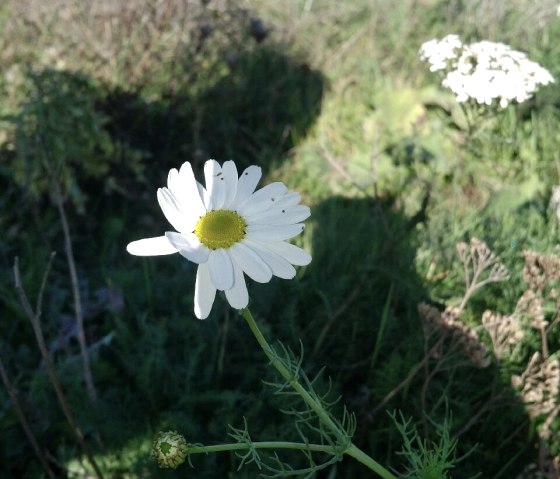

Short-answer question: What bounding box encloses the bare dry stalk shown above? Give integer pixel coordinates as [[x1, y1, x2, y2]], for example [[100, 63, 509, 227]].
[[371, 336, 446, 417], [0, 355, 57, 479], [50, 169, 98, 404], [452, 388, 507, 440], [29, 72, 98, 406], [13, 255, 104, 479]]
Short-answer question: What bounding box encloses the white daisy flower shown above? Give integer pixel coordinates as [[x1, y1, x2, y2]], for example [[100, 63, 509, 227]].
[[127, 160, 312, 319]]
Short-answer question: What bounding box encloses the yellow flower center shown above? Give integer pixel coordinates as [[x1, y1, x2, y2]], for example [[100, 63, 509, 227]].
[[194, 210, 246, 250]]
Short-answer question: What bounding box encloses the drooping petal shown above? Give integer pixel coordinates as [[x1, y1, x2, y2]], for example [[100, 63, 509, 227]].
[[228, 242, 272, 283], [237, 182, 288, 217], [157, 188, 194, 233], [262, 240, 312, 266], [246, 223, 305, 242], [244, 239, 296, 279], [126, 236, 178, 256], [204, 160, 226, 210], [231, 165, 262, 208], [165, 232, 210, 264], [224, 262, 249, 309], [222, 160, 239, 208], [246, 205, 311, 226], [207, 248, 234, 290], [194, 263, 217, 319]]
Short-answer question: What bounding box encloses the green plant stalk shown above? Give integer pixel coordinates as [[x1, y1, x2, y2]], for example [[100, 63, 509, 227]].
[[241, 308, 397, 479], [368, 284, 393, 379], [187, 441, 338, 455]]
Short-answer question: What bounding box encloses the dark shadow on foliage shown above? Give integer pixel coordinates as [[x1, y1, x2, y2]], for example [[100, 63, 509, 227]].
[[247, 195, 537, 478], [100, 44, 324, 179], [0, 37, 326, 479]]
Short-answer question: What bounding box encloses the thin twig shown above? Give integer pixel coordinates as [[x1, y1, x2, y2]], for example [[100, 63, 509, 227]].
[[312, 285, 362, 357], [0, 355, 57, 479], [13, 256, 104, 479], [48, 155, 98, 403], [32, 74, 98, 405], [371, 336, 445, 417], [452, 388, 507, 440]]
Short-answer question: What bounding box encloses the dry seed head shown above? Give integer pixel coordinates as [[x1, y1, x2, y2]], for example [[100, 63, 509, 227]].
[[482, 310, 524, 360], [516, 290, 547, 329], [522, 251, 560, 293], [511, 353, 560, 419], [418, 303, 491, 368], [457, 238, 510, 291]]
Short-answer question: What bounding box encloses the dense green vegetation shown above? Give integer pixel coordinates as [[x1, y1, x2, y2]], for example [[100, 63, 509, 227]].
[[1, 1, 559, 477]]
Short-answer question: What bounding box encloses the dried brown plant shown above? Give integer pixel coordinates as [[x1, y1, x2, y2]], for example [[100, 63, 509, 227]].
[[522, 250, 560, 295], [456, 237, 510, 311], [418, 303, 491, 368], [511, 352, 559, 420], [519, 251, 560, 359], [511, 350, 560, 477], [416, 238, 509, 368], [481, 249, 560, 476], [481, 309, 524, 360]]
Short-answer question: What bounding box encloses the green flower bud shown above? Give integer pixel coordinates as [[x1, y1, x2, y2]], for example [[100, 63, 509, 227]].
[[152, 430, 188, 469]]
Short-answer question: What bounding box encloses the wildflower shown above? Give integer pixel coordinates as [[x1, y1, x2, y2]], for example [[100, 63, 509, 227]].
[[127, 160, 311, 319], [419, 35, 554, 108], [418, 34, 462, 72], [152, 430, 188, 468]]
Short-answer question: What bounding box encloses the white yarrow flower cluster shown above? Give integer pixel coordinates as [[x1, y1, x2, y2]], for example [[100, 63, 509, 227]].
[[127, 160, 311, 319], [419, 34, 554, 108], [418, 34, 462, 72]]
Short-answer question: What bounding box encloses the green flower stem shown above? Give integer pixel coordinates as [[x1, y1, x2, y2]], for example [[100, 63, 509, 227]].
[[241, 308, 397, 479], [187, 441, 336, 455]]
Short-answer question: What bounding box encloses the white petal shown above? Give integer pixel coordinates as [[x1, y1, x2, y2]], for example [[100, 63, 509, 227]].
[[197, 181, 211, 211], [208, 249, 234, 290], [176, 162, 206, 218], [272, 191, 301, 208], [246, 205, 311, 225], [224, 263, 249, 309], [204, 160, 226, 210], [195, 263, 217, 319], [126, 236, 178, 256], [237, 182, 288, 216], [228, 242, 272, 283], [167, 168, 181, 194], [157, 188, 193, 233], [246, 223, 305, 241], [244, 240, 296, 279], [231, 165, 262, 208], [165, 231, 210, 264], [256, 240, 311, 265], [222, 160, 239, 208]]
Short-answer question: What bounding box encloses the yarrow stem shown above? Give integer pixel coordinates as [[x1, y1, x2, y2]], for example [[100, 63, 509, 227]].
[[241, 307, 397, 479]]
